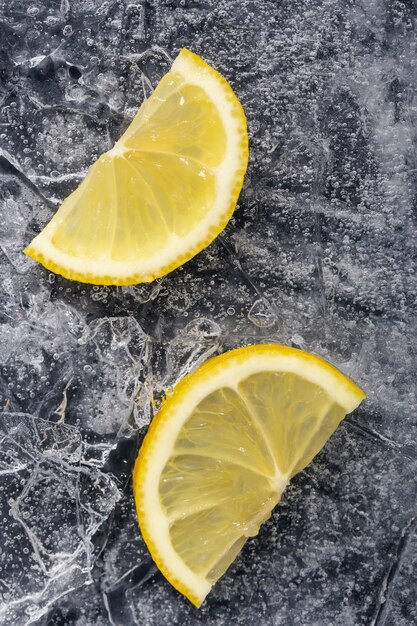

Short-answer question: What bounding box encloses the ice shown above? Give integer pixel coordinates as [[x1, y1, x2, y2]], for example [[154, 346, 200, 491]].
[[101, 493, 158, 626], [0, 0, 416, 624], [149, 317, 222, 392], [73, 316, 148, 434], [0, 282, 149, 441], [248, 298, 277, 329], [0, 413, 120, 626], [381, 523, 417, 626]]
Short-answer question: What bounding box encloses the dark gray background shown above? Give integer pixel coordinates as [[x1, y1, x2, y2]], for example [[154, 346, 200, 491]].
[[0, 1, 416, 624]]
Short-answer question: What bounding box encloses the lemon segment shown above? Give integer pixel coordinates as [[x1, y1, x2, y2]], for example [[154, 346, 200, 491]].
[[24, 49, 248, 285], [133, 344, 365, 607]]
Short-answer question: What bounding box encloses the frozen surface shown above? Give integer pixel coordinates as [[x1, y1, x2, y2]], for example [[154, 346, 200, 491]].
[[0, 413, 120, 625], [0, 0, 416, 624]]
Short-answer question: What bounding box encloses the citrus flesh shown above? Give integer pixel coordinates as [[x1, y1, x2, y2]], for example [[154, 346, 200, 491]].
[[24, 49, 248, 285], [133, 344, 365, 607]]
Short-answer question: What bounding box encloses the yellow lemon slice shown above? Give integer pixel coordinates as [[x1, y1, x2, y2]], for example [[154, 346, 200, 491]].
[[24, 49, 248, 285], [133, 344, 365, 607]]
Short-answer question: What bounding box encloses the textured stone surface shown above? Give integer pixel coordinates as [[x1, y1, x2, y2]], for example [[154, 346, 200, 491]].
[[0, 0, 416, 624]]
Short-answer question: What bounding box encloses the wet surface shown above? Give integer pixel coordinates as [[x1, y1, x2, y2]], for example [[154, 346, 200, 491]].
[[0, 1, 416, 624]]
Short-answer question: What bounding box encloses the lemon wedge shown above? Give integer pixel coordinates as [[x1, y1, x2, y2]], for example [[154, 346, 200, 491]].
[[24, 49, 248, 285], [133, 344, 365, 607]]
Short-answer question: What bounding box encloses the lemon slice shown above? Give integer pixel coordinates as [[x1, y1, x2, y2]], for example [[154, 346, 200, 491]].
[[133, 344, 365, 607], [24, 49, 248, 285]]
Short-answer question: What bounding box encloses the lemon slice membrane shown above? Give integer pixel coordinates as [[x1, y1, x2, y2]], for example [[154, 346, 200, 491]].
[[133, 344, 365, 607], [24, 49, 248, 285]]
